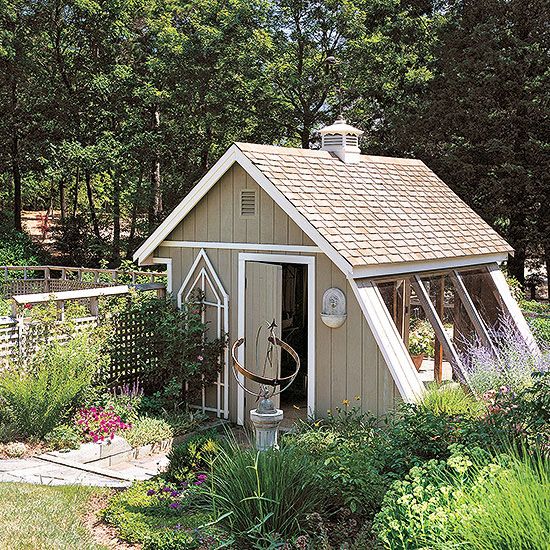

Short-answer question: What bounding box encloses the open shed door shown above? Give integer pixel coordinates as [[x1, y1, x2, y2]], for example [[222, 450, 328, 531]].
[[244, 262, 283, 416]]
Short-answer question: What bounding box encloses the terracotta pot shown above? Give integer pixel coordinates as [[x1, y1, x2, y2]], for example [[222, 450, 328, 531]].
[[411, 353, 424, 371]]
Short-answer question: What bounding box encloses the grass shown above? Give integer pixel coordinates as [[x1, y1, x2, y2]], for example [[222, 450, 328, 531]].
[[0, 483, 106, 550], [456, 451, 550, 549]]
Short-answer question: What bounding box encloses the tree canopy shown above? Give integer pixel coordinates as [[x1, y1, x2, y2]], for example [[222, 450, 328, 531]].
[[0, 0, 548, 288]]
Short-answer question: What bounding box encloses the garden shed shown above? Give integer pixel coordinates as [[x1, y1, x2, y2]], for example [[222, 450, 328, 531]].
[[134, 119, 538, 425]]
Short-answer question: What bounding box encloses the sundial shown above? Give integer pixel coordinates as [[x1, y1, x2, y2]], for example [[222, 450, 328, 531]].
[[231, 320, 301, 449]]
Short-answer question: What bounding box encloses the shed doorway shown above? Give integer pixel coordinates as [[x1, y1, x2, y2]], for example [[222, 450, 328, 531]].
[[237, 254, 315, 426]]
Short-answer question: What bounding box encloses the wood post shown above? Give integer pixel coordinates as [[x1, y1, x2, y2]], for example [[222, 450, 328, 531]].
[[433, 276, 445, 383]]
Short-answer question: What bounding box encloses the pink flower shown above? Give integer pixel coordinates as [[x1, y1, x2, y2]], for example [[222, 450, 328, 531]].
[[197, 355, 204, 362]]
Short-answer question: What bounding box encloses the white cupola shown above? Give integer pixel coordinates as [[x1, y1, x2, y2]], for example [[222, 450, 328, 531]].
[[319, 117, 364, 164]]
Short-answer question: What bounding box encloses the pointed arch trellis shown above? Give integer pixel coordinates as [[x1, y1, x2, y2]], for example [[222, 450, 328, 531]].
[[177, 249, 229, 419]]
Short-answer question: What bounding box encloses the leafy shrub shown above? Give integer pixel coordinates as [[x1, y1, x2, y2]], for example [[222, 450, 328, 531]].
[[373, 445, 495, 549], [482, 373, 550, 451], [207, 442, 328, 544], [373, 446, 549, 550], [161, 411, 206, 437], [286, 407, 388, 516], [124, 416, 173, 448], [528, 316, 550, 346], [166, 430, 221, 482], [75, 406, 131, 443], [103, 381, 143, 424], [108, 294, 226, 407], [44, 424, 82, 450], [101, 478, 224, 549], [0, 332, 104, 438], [420, 382, 485, 418], [0, 222, 41, 268], [408, 319, 435, 357]]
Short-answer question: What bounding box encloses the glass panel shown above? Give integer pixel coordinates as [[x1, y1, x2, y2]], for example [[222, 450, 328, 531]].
[[376, 278, 455, 383], [458, 268, 506, 330]]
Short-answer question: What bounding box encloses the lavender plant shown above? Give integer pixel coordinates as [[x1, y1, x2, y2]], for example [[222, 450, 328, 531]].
[[461, 316, 549, 396]]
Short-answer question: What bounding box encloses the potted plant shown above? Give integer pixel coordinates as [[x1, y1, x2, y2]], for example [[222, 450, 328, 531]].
[[408, 320, 435, 371]]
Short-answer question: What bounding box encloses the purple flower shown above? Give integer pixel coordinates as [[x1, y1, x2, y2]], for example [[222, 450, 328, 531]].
[[196, 473, 207, 482], [146, 489, 156, 496], [162, 486, 172, 493], [170, 490, 180, 497], [169, 501, 181, 509]]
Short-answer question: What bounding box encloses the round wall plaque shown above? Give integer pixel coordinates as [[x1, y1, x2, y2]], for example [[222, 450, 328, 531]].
[[321, 287, 347, 328]]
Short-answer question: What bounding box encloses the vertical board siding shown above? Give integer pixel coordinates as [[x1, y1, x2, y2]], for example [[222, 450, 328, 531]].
[[159, 164, 397, 420]]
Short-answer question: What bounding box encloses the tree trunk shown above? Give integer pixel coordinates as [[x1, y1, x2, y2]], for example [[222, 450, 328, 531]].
[[85, 169, 100, 239], [59, 175, 66, 222], [300, 124, 310, 149], [11, 132, 22, 231], [126, 170, 142, 259], [72, 167, 80, 217], [112, 172, 121, 262], [545, 243, 550, 301], [9, 72, 22, 231], [507, 249, 525, 286], [148, 104, 162, 230]]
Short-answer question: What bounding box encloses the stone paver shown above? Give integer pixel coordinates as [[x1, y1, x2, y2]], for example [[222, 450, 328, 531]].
[[0, 448, 167, 487]]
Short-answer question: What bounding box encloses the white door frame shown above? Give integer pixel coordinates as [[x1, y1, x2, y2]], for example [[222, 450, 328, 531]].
[[237, 253, 316, 425]]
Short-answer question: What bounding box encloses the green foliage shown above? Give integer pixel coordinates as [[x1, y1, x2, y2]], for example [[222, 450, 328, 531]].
[[207, 441, 328, 544], [124, 416, 173, 448], [528, 316, 550, 346], [0, 331, 105, 438], [101, 479, 224, 549], [286, 408, 387, 516], [408, 319, 435, 357], [454, 451, 550, 550], [108, 294, 225, 407], [0, 222, 41, 268], [166, 430, 221, 483], [44, 424, 82, 451], [373, 446, 550, 550], [420, 382, 485, 418], [372, 445, 497, 549], [520, 300, 550, 315]]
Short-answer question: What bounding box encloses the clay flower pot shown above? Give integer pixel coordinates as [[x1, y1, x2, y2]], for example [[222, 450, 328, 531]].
[[411, 353, 424, 371]]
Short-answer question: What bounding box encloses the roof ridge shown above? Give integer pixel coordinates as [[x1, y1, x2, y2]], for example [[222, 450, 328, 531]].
[[235, 142, 423, 165]]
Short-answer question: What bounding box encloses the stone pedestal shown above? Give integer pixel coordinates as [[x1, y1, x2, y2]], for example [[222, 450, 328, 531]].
[[250, 408, 284, 451]]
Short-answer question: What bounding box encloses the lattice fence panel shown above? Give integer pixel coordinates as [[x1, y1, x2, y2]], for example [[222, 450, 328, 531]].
[[0, 320, 18, 368], [105, 308, 159, 386]]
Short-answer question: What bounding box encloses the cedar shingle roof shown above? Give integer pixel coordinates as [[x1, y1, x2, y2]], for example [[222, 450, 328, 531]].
[[236, 142, 512, 268]]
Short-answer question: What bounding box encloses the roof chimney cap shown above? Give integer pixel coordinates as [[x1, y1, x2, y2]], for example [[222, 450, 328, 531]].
[[319, 117, 363, 163]]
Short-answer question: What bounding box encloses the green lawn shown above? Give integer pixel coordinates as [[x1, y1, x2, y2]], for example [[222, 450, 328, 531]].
[[0, 483, 106, 550]]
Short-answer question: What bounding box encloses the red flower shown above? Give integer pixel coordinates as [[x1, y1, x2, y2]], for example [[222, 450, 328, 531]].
[[24, 303, 33, 310]]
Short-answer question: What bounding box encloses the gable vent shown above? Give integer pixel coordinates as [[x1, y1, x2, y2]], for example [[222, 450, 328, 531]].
[[240, 190, 257, 216]]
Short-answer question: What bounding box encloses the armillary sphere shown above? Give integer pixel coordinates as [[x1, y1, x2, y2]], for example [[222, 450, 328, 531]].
[[231, 319, 301, 405]]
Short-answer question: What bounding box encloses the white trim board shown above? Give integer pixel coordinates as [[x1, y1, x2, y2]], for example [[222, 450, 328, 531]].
[[237, 253, 316, 426], [177, 249, 230, 419], [351, 253, 509, 279], [348, 276, 425, 403], [487, 263, 540, 356], [152, 257, 173, 294], [160, 240, 321, 254]]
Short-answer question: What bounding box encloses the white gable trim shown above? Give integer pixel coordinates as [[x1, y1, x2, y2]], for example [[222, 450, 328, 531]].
[[133, 144, 352, 275]]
